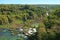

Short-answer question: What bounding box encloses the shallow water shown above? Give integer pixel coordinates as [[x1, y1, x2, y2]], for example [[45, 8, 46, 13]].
[[0, 28, 27, 40]]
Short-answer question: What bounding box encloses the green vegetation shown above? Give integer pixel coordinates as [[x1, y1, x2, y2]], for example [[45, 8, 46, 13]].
[[0, 4, 60, 40]]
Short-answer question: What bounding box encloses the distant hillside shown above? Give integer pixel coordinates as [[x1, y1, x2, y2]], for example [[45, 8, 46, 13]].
[[35, 4, 60, 9]]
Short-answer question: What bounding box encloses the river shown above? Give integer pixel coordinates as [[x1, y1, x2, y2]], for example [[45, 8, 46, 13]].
[[0, 28, 28, 40]]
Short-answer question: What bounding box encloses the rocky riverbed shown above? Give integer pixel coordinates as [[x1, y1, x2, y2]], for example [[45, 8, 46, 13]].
[[0, 28, 37, 40]]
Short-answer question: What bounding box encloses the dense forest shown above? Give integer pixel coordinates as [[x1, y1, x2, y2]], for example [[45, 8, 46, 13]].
[[0, 4, 60, 40]]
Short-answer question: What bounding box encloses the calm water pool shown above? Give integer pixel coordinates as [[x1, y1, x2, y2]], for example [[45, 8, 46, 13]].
[[0, 28, 28, 40]]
